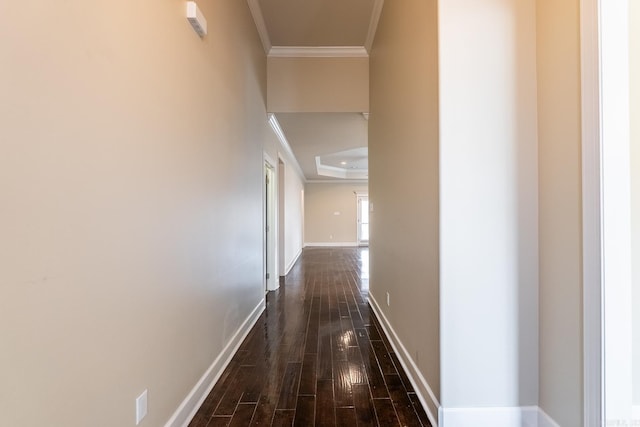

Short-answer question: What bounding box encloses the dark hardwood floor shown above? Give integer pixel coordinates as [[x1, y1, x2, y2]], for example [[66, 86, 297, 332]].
[[189, 247, 431, 427]]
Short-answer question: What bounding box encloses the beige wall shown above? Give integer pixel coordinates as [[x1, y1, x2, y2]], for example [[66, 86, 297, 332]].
[[283, 160, 305, 271], [267, 57, 369, 113], [631, 0, 640, 407], [0, 1, 274, 426], [536, 0, 584, 423], [369, 0, 440, 416], [304, 182, 367, 245]]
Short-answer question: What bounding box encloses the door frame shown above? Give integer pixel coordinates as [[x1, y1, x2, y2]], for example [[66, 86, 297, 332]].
[[264, 154, 278, 292], [356, 191, 369, 246], [581, 0, 633, 424], [278, 156, 286, 277]]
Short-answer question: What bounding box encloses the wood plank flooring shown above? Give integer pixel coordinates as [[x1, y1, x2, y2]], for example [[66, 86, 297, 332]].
[[189, 247, 431, 427]]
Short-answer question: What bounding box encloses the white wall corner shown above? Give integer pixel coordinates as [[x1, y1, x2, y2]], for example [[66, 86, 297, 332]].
[[164, 299, 265, 427], [438, 406, 538, 427], [368, 294, 440, 427]]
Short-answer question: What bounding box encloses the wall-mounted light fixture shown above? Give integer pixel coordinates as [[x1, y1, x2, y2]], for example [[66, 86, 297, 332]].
[[186, 1, 207, 37]]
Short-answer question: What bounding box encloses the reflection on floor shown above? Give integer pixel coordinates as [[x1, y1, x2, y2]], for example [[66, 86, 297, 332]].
[[189, 247, 431, 427]]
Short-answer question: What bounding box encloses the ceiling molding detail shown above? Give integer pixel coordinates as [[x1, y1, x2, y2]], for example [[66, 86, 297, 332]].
[[315, 156, 368, 180], [247, 0, 272, 54], [268, 46, 369, 58], [267, 114, 306, 181], [365, 0, 384, 52]]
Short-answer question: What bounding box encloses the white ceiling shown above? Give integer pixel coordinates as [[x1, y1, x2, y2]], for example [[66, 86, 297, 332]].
[[249, 0, 381, 181]]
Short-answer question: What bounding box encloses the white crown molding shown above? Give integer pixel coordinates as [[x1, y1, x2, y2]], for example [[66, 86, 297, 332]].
[[365, 0, 384, 52], [268, 46, 369, 58], [268, 114, 306, 182], [247, 0, 272, 54]]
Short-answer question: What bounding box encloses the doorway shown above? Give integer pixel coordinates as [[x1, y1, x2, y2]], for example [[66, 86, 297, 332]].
[[278, 158, 286, 277], [264, 159, 276, 292], [357, 194, 369, 246]]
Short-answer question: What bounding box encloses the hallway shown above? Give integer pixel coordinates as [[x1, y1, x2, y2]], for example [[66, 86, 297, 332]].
[[189, 248, 431, 427]]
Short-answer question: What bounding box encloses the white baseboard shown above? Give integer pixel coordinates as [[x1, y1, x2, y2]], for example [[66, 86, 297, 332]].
[[283, 246, 302, 276], [370, 294, 553, 427], [537, 407, 561, 427], [439, 406, 538, 427], [369, 294, 440, 427], [438, 406, 560, 427], [164, 299, 265, 427], [304, 242, 358, 247]]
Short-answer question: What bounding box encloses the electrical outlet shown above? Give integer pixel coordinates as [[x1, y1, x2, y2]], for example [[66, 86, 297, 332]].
[[386, 292, 390, 307], [136, 389, 148, 425]]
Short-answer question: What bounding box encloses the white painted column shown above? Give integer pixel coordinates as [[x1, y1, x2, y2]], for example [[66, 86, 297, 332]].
[[438, 0, 539, 424], [600, 0, 633, 424]]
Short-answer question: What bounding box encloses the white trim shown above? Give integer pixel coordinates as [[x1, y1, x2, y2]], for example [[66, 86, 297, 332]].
[[600, 0, 633, 422], [268, 46, 369, 58], [268, 114, 306, 182], [264, 152, 276, 169], [277, 155, 286, 276], [580, 0, 604, 425], [365, 0, 384, 52], [538, 408, 562, 427], [369, 294, 440, 427], [438, 406, 538, 427], [304, 242, 358, 248], [582, 0, 635, 424], [264, 154, 278, 292], [164, 299, 265, 427], [283, 246, 302, 276], [246, 0, 271, 54]]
